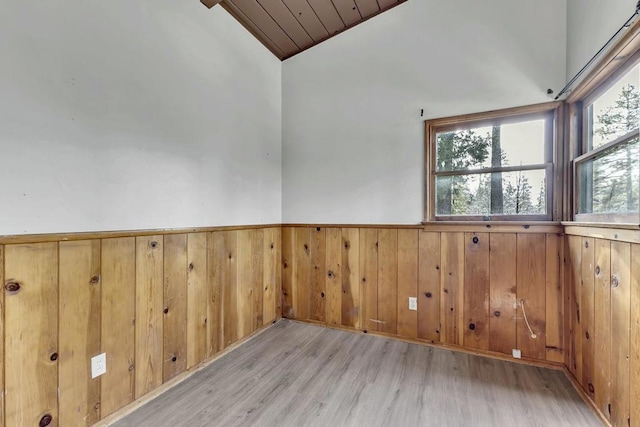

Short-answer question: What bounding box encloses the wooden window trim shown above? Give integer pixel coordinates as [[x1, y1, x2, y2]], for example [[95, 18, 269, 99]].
[[566, 20, 640, 226], [424, 102, 562, 222]]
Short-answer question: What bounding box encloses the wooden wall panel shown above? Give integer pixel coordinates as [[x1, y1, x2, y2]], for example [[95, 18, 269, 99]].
[[214, 231, 237, 350], [4, 243, 58, 427], [310, 227, 326, 322], [568, 235, 583, 379], [282, 227, 294, 318], [488, 234, 516, 355], [545, 234, 564, 363], [593, 238, 611, 420], [463, 232, 489, 350], [209, 232, 225, 352], [59, 240, 101, 426], [397, 229, 418, 339], [377, 229, 398, 335], [631, 244, 640, 427], [580, 237, 596, 399], [355, 0, 380, 16], [187, 233, 208, 369], [326, 228, 342, 326], [135, 236, 164, 398], [516, 234, 546, 360], [237, 230, 255, 338], [610, 241, 630, 427], [341, 228, 360, 329], [1, 225, 282, 425], [359, 228, 378, 332], [332, 0, 362, 26], [252, 229, 265, 329], [263, 228, 280, 325], [294, 228, 311, 320], [255, 0, 314, 48], [418, 232, 440, 342], [307, 0, 346, 34], [101, 238, 136, 417], [0, 245, 3, 427], [440, 232, 464, 345], [163, 234, 188, 382]]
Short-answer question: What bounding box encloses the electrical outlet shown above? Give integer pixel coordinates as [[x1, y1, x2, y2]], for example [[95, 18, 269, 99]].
[[91, 353, 107, 379], [408, 297, 418, 311], [512, 349, 522, 359]]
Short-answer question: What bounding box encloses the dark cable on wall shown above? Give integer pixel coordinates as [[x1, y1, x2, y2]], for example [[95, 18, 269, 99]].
[[555, 1, 640, 100]]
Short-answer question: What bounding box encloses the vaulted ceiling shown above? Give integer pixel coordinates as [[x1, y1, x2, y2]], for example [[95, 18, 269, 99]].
[[202, 0, 407, 60]]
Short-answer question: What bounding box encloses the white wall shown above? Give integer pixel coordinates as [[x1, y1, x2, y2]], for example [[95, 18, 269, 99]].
[[282, 0, 567, 224], [0, 1, 281, 234], [566, 0, 638, 79]]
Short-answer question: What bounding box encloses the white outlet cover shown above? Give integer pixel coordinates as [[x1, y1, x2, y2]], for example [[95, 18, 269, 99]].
[[408, 297, 418, 311], [512, 349, 522, 359], [91, 353, 107, 379]]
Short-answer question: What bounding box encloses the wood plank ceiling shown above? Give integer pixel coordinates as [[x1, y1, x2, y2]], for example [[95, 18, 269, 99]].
[[201, 0, 407, 60]]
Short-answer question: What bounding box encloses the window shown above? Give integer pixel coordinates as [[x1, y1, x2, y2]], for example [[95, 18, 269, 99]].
[[574, 61, 640, 223], [425, 104, 558, 221]]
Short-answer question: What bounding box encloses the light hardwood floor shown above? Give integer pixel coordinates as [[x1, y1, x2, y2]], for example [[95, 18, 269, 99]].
[[113, 320, 600, 427]]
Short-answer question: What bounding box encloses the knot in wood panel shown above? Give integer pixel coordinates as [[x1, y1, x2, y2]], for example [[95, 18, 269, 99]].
[[90, 275, 100, 285], [611, 275, 619, 288], [472, 236, 479, 244], [188, 263, 195, 271], [50, 352, 58, 362], [150, 241, 158, 249], [468, 323, 476, 331], [4, 280, 21, 293], [39, 414, 53, 427], [425, 292, 432, 298]]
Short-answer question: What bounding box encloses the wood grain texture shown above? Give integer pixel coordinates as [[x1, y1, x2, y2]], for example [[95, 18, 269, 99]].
[[163, 234, 188, 382], [593, 238, 611, 420], [294, 227, 311, 320], [377, 229, 398, 335], [281, 227, 295, 318], [580, 237, 595, 399], [359, 228, 378, 332], [310, 227, 326, 322], [251, 229, 265, 329], [4, 243, 58, 427], [418, 232, 440, 342], [545, 234, 564, 363], [341, 228, 360, 328], [610, 241, 630, 427], [326, 228, 342, 326], [463, 232, 489, 350], [440, 232, 464, 345], [101, 238, 136, 417], [568, 235, 583, 379], [263, 228, 279, 325], [187, 233, 208, 369], [237, 230, 254, 338], [630, 243, 640, 427], [516, 234, 547, 360], [214, 231, 237, 350], [397, 229, 418, 339], [115, 321, 600, 427], [59, 240, 101, 426], [135, 236, 164, 399], [489, 233, 517, 355]]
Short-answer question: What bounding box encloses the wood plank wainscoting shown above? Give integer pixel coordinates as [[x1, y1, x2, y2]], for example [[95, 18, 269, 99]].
[[564, 225, 640, 427], [0, 226, 281, 427], [281, 224, 565, 365]]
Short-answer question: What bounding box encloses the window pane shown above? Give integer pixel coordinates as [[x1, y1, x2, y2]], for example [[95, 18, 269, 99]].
[[587, 64, 640, 149], [577, 136, 639, 215], [435, 119, 546, 172], [435, 169, 547, 217]]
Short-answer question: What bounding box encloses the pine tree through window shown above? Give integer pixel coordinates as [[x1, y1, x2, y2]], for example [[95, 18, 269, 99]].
[[425, 104, 557, 221]]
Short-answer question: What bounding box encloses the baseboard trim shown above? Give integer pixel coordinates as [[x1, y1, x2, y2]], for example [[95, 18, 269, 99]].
[[94, 319, 281, 427], [287, 318, 564, 371], [562, 367, 612, 427]]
